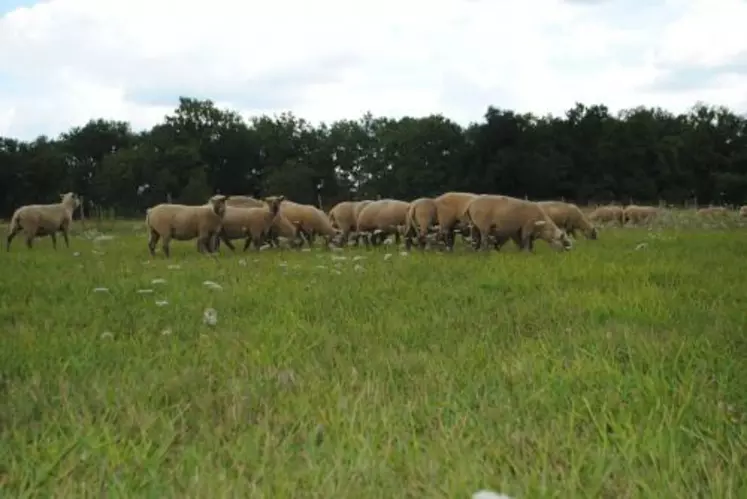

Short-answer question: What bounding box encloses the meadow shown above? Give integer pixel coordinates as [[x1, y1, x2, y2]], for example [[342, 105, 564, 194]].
[[1, 210, 747, 498]]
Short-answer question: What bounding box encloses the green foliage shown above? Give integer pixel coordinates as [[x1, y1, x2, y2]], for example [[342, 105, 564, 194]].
[[1, 221, 746, 496], [1, 98, 747, 217]]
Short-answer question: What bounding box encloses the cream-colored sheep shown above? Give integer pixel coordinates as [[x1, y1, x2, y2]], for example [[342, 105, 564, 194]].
[[624, 205, 660, 225], [225, 195, 265, 208], [588, 205, 625, 226], [404, 197, 440, 250], [279, 199, 341, 248], [433, 191, 479, 250], [356, 199, 410, 247], [696, 206, 730, 217], [739, 206, 747, 218], [328, 200, 372, 246], [216, 196, 286, 251], [465, 195, 572, 252], [223, 195, 304, 249], [7, 192, 81, 251], [537, 201, 598, 240], [146, 194, 229, 257]]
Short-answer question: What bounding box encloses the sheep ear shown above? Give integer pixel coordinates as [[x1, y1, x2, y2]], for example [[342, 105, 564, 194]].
[[278, 195, 285, 203], [534, 220, 547, 228]]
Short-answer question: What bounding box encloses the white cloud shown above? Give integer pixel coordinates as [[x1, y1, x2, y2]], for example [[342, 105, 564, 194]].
[[0, 0, 745, 140]]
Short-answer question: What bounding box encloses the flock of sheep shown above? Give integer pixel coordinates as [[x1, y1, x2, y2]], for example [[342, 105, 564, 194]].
[[5, 191, 747, 256]]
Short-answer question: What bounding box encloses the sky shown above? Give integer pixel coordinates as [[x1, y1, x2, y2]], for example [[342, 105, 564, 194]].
[[0, 0, 746, 141]]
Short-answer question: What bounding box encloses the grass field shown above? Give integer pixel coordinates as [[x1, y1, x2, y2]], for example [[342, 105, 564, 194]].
[[2, 213, 747, 498]]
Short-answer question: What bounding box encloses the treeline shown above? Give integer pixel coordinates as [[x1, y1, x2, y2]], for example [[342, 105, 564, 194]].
[[1, 96, 746, 218]]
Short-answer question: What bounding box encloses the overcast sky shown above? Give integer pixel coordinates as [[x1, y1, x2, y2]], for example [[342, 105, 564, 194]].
[[0, 0, 745, 141]]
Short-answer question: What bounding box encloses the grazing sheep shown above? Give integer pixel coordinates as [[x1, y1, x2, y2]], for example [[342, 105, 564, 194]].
[[537, 201, 598, 240], [589, 205, 624, 226], [216, 196, 286, 251], [356, 199, 410, 247], [465, 195, 572, 252], [6, 192, 81, 251], [328, 200, 372, 246], [624, 205, 660, 225], [404, 197, 440, 250], [146, 194, 229, 258], [696, 206, 730, 217], [279, 199, 341, 248], [433, 191, 479, 250], [739, 206, 747, 218]]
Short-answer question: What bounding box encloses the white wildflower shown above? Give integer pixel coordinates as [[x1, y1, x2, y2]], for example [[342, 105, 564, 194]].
[[203, 281, 223, 290], [93, 287, 109, 293], [203, 308, 218, 326], [155, 300, 169, 307], [151, 278, 166, 285], [472, 491, 514, 499], [137, 289, 154, 294]]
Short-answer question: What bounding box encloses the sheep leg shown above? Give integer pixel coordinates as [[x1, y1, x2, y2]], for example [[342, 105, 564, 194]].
[[148, 231, 160, 257], [220, 234, 237, 252], [493, 235, 509, 251], [252, 232, 264, 250], [518, 232, 534, 252], [50, 233, 57, 249], [469, 227, 481, 251], [299, 228, 313, 248], [161, 236, 172, 258], [25, 235, 34, 249], [197, 236, 212, 254], [61, 230, 70, 248], [6, 227, 21, 251], [444, 226, 456, 252], [242, 235, 253, 252]]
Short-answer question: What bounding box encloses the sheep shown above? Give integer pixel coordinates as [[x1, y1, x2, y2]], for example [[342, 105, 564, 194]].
[[739, 206, 747, 218], [219, 195, 305, 250], [146, 194, 229, 258], [215, 196, 286, 251], [624, 205, 660, 225], [279, 199, 342, 248], [696, 206, 730, 217], [433, 191, 479, 250], [404, 197, 440, 250], [6, 192, 81, 251], [225, 195, 265, 209], [537, 201, 598, 240], [588, 205, 625, 226], [328, 200, 372, 246], [356, 199, 410, 247], [465, 194, 572, 252]]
